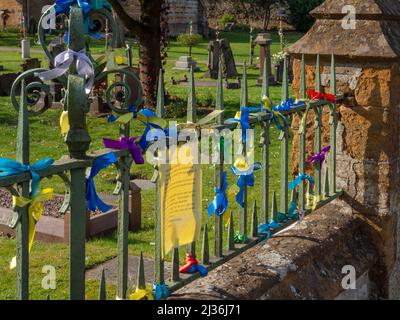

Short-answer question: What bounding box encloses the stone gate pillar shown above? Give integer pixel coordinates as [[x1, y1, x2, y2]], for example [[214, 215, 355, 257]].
[[287, 0, 400, 299]]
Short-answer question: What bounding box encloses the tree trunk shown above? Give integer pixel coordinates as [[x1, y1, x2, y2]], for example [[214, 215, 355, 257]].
[[108, 0, 161, 108], [138, 32, 161, 106], [263, 8, 271, 32]]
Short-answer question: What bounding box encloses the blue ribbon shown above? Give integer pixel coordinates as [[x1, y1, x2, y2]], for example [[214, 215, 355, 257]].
[[273, 98, 305, 112], [55, 0, 105, 41], [231, 162, 262, 208], [86, 152, 118, 212], [207, 172, 228, 217], [107, 105, 157, 123], [289, 173, 314, 190], [0, 158, 54, 196], [153, 282, 169, 300], [55, 0, 93, 15], [187, 264, 208, 277], [228, 107, 252, 144], [258, 220, 280, 240]]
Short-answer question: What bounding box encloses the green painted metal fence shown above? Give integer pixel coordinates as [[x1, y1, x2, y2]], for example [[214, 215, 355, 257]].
[[0, 5, 343, 300]]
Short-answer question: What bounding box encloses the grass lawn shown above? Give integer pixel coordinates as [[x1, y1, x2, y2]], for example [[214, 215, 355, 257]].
[[0, 30, 302, 299]]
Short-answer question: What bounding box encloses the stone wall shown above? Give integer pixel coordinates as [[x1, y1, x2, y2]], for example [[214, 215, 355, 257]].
[[170, 200, 379, 300], [290, 58, 400, 298]]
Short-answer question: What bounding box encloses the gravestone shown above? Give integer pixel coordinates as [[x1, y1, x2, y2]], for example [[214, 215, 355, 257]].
[[255, 33, 275, 85], [48, 39, 66, 102], [21, 39, 30, 59], [21, 58, 41, 72], [204, 39, 238, 79], [175, 56, 199, 71]]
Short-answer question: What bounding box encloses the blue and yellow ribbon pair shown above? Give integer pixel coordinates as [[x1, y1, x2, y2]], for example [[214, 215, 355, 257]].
[[153, 282, 169, 300], [258, 220, 280, 240], [231, 159, 262, 208], [0, 158, 54, 196], [261, 96, 287, 131], [273, 98, 305, 112], [207, 171, 228, 217], [10, 188, 54, 269], [86, 152, 118, 213], [289, 173, 314, 190], [108, 105, 167, 128]]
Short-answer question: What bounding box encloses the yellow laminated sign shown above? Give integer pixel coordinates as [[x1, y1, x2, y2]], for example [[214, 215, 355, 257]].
[[159, 145, 202, 258]]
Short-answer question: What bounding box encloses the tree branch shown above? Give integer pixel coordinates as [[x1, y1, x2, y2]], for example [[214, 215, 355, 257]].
[[108, 0, 145, 35]]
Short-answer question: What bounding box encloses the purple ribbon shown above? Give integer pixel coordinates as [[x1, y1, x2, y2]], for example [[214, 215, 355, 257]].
[[103, 136, 144, 164], [306, 146, 331, 165]]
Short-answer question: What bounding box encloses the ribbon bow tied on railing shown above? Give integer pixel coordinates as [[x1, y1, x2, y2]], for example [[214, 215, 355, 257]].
[[308, 90, 336, 103], [277, 200, 305, 223], [261, 95, 287, 130], [55, 0, 92, 15], [273, 98, 305, 113], [289, 173, 314, 190], [228, 107, 251, 144], [153, 282, 169, 300], [0, 158, 54, 196], [37, 49, 94, 94], [129, 287, 154, 300], [86, 152, 118, 213], [179, 254, 208, 277], [207, 171, 228, 217], [103, 136, 144, 164], [306, 146, 331, 166], [108, 106, 166, 128], [234, 232, 248, 244], [10, 188, 54, 269], [258, 220, 280, 240], [231, 159, 262, 208]]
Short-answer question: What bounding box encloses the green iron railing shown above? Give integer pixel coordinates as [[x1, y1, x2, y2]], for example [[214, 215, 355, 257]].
[[0, 4, 343, 300]]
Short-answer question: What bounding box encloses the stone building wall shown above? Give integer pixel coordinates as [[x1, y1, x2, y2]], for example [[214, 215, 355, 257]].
[[288, 0, 400, 299], [0, 0, 53, 30], [0, 0, 22, 29], [121, 0, 208, 37]]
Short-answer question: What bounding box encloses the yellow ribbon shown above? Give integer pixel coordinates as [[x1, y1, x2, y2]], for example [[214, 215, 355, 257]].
[[10, 188, 54, 269], [306, 192, 321, 211], [112, 111, 167, 129], [262, 96, 286, 129], [129, 287, 154, 300], [60, 111, 70, 135]]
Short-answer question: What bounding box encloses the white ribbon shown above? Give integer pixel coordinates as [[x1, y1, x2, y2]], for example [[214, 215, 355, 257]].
[[37, 49, 94, 94]]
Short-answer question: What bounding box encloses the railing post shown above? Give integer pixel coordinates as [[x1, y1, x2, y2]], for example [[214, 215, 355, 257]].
[[187, 65, 196, 123], [186, 65, 197, 257], [69, 167, 86, 300], [329, 54, 337, 196], [15, 80, 29, 300], [157, 69, 165, 118], [313, 55, 322, 198], [65, 6, 91, 159], [261, 57, 270, 225], [154, 72, 165, 290], [214, 59, 224, 258], [239, 60, 248, 239], [298, 54, 307, 210], [280, 56, 289, 214]]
